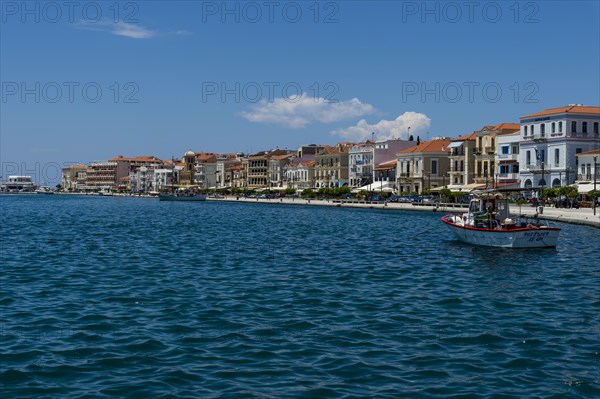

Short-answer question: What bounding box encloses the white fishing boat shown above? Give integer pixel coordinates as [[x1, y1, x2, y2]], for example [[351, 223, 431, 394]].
[[35, 186, 54, 194], [441, 193, 560, 248]]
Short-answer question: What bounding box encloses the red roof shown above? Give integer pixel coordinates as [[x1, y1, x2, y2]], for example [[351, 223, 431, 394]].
[[491, 123, 520, 131], [398, 139, 451, 154], [453, 132, 477, 141], [521, 105, 600, 119], [577, 149, 600, 156]]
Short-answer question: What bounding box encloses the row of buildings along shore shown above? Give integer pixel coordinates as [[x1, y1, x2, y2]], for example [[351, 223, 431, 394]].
[[59, 105, 600, 196]]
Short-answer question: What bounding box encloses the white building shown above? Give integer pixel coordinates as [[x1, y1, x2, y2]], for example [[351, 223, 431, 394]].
[[495, 132, 520, 188], [153, 166, 181, 191], [519, 105, 600, 189], [575, 149, 600, 195], [2, 176, 35, 192], [348, 139, 416, 188], [348, 142, 374, 187]]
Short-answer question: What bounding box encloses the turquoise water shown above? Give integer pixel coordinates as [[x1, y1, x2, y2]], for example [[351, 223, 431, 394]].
[[1, 194, 599, 398]]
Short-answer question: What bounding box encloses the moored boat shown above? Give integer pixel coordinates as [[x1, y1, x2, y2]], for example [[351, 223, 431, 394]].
[[441, 193, 560, 248], [35, 186, 54, 194]]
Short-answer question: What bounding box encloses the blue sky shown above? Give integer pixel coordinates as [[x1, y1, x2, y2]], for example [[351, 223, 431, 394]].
[[1, 0, 599, 182]]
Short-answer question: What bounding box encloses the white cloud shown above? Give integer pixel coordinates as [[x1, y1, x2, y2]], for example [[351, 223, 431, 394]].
[[332, 112, 431, 141], [77, 20, 156, 39], [239, 95, 376, 128]]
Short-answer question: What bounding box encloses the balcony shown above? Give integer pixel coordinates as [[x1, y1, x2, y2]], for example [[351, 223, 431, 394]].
[[498, 173, 519, 180], [485, 146, 495, 154], [578, 174, 593, 182], [449, 167, 464, 173]]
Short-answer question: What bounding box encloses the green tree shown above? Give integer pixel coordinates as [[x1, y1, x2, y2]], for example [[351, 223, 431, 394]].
[[439, 188, 451, 203], [558, 186, 579, 208], [302, 188, 316, 198], [284, 188, 296, 195]]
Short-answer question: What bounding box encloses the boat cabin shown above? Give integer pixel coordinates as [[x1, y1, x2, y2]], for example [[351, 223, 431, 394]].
[[467, 196, 510, 229]]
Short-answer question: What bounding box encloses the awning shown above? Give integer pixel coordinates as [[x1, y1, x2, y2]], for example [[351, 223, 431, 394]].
[[576, 183, 597, 194], [448, 141, 464, 148], [351, 181, 394, 193]]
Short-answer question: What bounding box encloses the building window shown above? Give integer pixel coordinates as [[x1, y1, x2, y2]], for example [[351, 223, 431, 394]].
[[501, 146, 509, 154], [541, 124, 545, 136], [594, 122, 599, 134], [526, 151, 531, 165], [514, 164, 519, 173], [571, 121, 577, 133], [582, 122, 588, 133], [531, 125, 535, 134], [512, 145, 519, 154], [524, 126, 528, 135], [554, 148, 559, 165], [431, 160, 438, 175], [551, 122, 555, 133], [559, 121, 563, 132]]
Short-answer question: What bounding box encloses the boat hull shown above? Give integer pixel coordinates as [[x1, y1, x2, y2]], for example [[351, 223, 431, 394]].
[[159, 194, 207, 201], [442, 216, 560, 248]]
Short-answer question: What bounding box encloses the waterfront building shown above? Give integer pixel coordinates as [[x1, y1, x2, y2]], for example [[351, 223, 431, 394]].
[[495, 131, 521, 189], [194, 152, 218, 189], [519, 105, 600, 189], [61, 164, 87, 191], [314, 144, 351, 188], [247, 149, 289, 189], [269, 154, 294, 188], [575, 149, 600, 195], [349, 141, 375, 188], [86, 155, 162, 189], [373, 159, 397, 191], [216, 154, 242, 189], [472, 123, 520, 187], [85, 161, 125, 188], [231, 163, 246, 189], [447, 132, 477, 189], [283, 159, 316, 190], [1, 176, 36, 192], [178, 150, 197, 186], [349, 139, 416, 188], [396, 139, 451, 193], [152, 165, 181, 192], [129, 165, 162, 193]]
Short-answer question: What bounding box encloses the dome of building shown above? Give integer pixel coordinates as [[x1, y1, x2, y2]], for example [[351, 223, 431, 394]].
[[184, 150, 195, 157]]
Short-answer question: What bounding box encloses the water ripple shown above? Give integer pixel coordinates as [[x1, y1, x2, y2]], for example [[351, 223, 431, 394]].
[[1, 195, 599, 398]]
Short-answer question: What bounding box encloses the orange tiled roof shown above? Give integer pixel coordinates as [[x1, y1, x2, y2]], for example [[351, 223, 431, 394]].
[[374, 159, 397, 170], [398, 139, 451, 154], [492, 123, 520, 131], [521, 105, 600, 119], [195, 152, 217, 161], [272, 154, 293, 160], [577, 149, 600, 156], [453, 132, 477, 141]]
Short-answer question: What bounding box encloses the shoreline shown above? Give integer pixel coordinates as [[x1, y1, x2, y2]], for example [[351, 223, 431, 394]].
[[5, 192, 599, 228], [207, 196, 600, 228]]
